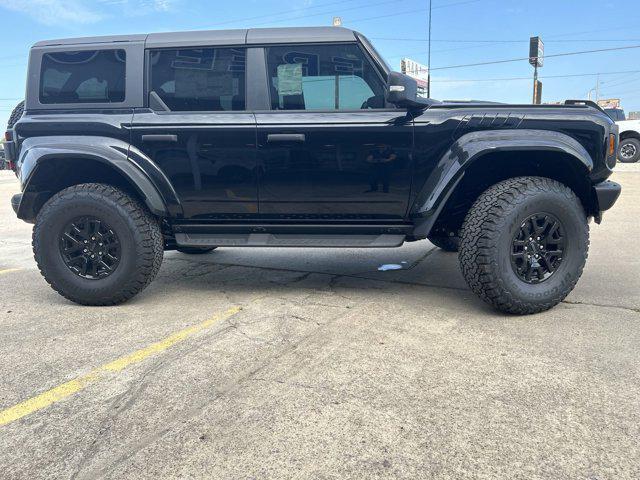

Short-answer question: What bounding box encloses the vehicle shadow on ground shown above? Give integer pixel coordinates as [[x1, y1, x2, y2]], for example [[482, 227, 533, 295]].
[[143, 247, 499, 316]]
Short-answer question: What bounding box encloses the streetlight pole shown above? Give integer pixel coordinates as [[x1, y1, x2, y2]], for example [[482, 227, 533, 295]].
[[427, 0, 432, 98]]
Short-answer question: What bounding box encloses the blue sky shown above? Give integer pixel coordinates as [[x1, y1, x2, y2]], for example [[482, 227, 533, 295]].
[[1, 0, 639, 124]]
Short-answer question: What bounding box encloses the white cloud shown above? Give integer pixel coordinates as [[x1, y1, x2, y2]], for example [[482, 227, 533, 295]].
[[0, 0, 179, 25], [146, 0, 175, 11], [100, 0, 178, 13], [0, 0, 105, 25]]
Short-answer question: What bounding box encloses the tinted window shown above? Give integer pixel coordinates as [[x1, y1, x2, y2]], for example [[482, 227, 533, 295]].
[[40, 50, 126, 104], [604, 108, 625, 121], [150, 48, 246, 111], [266, 44, 386, 110]]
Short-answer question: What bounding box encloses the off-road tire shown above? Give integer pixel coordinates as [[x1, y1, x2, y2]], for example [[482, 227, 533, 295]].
[[618, 137, 640, 163], [7, 101, 24, 129], [459, 176, 589, 315], [176, 247, 217, 255], [33, 183, 164, 305], [427, 234, 460, 252]]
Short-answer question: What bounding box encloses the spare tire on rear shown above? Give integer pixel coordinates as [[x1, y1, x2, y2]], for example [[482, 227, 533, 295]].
[[7, 101, 24, 129]]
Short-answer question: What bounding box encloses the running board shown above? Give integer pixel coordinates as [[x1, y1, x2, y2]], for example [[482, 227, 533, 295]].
[[175, 233, 406, 248]]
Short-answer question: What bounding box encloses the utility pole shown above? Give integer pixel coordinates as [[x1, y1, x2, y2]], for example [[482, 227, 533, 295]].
[[529, 36, 544, 104], [427, 0, 432, 98], [532, 63, 538, 104]]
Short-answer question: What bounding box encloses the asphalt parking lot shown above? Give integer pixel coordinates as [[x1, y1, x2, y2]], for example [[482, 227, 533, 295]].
[[0, 166, 639, 480]]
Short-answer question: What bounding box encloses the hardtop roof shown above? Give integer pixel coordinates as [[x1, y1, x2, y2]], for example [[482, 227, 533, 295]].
[[32, 26, 358, 48]]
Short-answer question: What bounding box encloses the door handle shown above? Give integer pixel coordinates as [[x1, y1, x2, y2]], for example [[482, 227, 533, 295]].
[[267, 133, 306, 143], [142, 134, 178, 143]]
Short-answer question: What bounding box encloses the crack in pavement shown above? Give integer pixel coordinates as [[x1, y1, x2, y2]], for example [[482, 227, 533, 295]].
[[561, 299, 640, 314], [79, 296, 362, 480]]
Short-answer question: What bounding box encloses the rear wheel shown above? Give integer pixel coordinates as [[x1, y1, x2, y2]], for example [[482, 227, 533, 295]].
[[176, 247, 217, 255], [33, 183, 164, 305], [458, 176, 589, 314], [618, 137, 640, 163]]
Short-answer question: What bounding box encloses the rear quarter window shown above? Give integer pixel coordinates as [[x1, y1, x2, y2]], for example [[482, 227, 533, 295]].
[[39, 49, 126, 104]]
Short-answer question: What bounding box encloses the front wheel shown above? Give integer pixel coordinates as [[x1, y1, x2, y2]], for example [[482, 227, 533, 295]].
[[458, 177, 589, 315], [33, 183, 164, 305], [618, 137, 640, 163]]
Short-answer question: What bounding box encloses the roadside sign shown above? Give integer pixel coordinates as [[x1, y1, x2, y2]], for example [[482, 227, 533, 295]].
[[401, 58, 429, 97], [529, 36, 544, 67], [533, 80, 542, 104]]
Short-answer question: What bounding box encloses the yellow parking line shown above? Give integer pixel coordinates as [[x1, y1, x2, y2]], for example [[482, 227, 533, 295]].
[[0, 268, 21, 276], [0, 306, 241, 427]]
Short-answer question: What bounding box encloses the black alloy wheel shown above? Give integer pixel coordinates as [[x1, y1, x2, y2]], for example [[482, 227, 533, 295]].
[[33, 183, 164, 305], [510, 213, 565, 284], [59, 216, 121, 279], [458, 176, 589, 315]]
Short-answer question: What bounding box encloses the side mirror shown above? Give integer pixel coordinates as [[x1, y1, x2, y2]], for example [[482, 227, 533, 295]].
[[386, 71, 434, 109]]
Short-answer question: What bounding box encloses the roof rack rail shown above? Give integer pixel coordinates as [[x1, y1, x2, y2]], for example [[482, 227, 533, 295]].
[[564, 99, 606, 114]]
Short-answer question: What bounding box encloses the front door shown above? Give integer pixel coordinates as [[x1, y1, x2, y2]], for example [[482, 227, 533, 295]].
[[130, 46, 258, 220], [256, 43, 413, 221]]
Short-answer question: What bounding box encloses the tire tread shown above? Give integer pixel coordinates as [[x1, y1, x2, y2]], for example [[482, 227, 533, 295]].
[[33, 183, 163, 305], [458, 176, 589, 314]]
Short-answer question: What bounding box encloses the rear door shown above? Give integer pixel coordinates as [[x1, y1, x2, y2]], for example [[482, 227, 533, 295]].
[[130, 46, 258, 220], [255, 43, 413, 221]]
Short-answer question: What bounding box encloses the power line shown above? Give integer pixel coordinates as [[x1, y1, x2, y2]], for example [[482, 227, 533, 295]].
[[343, 0, 483, 25], [430, 69, 640, 83], [250, 0, 404, 27], [430, 44, 640, 71], [189, 0, 365, 29], [373, 37, 640, 43], [600, 74, 640, 89]]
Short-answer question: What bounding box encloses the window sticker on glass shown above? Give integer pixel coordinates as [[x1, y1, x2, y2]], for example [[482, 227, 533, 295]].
[[277, 63, 303, 96]]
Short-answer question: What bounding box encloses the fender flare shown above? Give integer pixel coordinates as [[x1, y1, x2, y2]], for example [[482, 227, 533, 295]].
[[15, 135, 182, 221], [411, 129, 593, 237]]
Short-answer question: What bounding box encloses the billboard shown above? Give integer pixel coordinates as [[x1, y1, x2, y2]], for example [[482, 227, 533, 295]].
[[529, 36, 544, 67], [400, 58, 428, 97], [597, 98, 621, 109]]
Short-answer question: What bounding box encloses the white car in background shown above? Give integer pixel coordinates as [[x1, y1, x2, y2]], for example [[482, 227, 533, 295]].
[[606, 108, 640, 163]]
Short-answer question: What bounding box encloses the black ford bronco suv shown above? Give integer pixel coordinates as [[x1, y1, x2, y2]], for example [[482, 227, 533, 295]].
[[5, 27, 621, 314]]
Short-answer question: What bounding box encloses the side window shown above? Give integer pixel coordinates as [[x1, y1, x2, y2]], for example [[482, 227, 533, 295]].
[[40, 50, 126, 104], [265, 44, 386, 111], [149, 47, 246, 111]]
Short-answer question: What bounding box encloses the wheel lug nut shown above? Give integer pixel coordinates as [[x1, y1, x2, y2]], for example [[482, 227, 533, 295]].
[[84, 240, 88, 244], [91, 254, 95, 258]]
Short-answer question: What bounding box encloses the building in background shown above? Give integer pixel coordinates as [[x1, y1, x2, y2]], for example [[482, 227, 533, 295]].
[[628, 111, 640, 120]]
